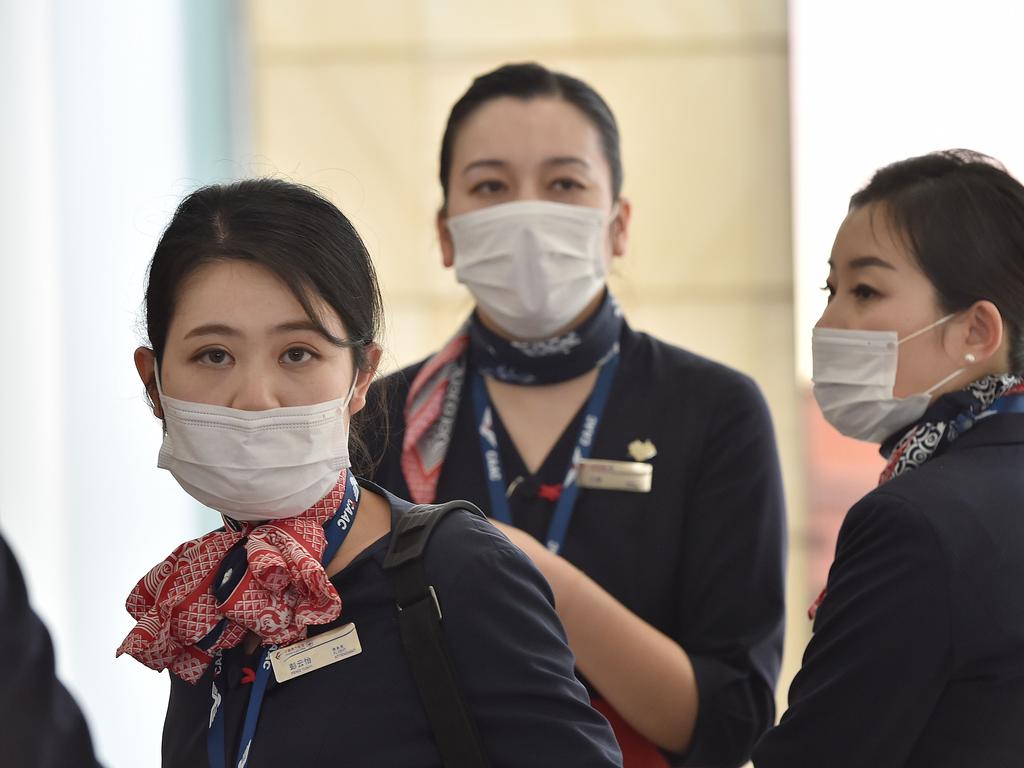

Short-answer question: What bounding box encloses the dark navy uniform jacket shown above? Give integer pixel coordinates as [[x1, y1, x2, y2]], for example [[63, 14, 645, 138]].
[[366, 322, 788, 768], [162, 486, 623, 767], [755, 413, 1024, 767], [0, 533, 101, 767]]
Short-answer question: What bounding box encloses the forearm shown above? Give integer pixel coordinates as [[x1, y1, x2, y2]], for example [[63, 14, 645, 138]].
[[506, 526, 698, 752]]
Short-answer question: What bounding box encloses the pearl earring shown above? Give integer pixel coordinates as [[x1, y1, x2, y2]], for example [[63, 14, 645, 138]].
[[964, 353, 977, 364]]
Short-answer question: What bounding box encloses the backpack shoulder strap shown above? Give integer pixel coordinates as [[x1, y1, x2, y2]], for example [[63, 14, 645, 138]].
[[383, 501, 491, 768]]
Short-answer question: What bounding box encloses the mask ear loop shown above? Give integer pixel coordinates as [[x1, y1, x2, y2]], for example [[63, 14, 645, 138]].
[[897, 313, 968, 395], [897, 313, 956, 346], [341, 368, 359, 410], [153, 360, 166, 400], [924, 366, 968, 395]]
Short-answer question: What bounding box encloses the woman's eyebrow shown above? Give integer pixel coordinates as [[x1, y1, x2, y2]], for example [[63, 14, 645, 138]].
[[462, 159, 506, 175], [183, 323, 239, 340], [273, 319, 348, 347], [827, 256, 896, 271], [542, 156, 590, 169], [848, 256, 897, 271], [272, 320, 326, 335]]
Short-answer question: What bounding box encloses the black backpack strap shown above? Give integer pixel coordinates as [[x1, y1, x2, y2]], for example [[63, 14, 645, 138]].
[[383, 501, 491, 768]]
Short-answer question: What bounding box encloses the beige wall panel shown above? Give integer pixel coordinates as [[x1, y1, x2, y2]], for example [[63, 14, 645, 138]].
[[625, 298, 792, 381], [608, 56, 792, 292], [251, 62, 449, 291], [251, 52, 792, 357], [247, 0, 806, 727], [251, 0, 786, 51]]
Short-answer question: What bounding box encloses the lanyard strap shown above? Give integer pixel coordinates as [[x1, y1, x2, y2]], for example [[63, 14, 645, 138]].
[[471, 354, 619, 555], [988, 391, 1024, 414], [208, 472, 361, 768]]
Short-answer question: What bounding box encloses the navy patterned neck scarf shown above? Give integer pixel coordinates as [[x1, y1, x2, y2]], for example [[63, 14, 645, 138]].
[[468, 290, 623, 385], [879, 373, 1024, 483], [401, 290, 623, 504], [811, 373, 1024, 621]]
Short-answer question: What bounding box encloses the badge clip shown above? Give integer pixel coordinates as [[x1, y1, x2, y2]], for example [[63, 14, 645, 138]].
[[269, 622, 362, 683], [575, 458, 653, 493]]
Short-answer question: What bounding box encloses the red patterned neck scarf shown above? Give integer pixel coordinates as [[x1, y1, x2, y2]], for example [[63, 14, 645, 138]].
[[117, 472, 349, 684], [401, 327, 470, 504], [809, 375, 1024, 621]]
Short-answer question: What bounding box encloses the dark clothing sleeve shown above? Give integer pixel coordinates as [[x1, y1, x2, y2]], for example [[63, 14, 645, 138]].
[[753, 492, 951, 768], [0, 533, 101, 768], [671, 371, 787, 768], [426, 512, 624, 767]]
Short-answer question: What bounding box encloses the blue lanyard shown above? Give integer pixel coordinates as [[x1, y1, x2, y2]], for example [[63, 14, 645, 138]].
[[471, 353, 619, 555], [988, 391, 1024, 414], [207, 472, 360, 768]]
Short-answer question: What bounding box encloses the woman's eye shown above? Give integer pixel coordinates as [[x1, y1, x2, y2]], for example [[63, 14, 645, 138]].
[[551, 177, 584, 192], [470, 179, 506, 195], [852, 284, 878, 300], [196, 348, 232, 366], [282, 347, 316, 364]]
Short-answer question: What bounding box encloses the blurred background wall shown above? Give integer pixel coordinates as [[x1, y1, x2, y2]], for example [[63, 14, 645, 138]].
[[0, 2, 248, 764], [1, 1, 1022, 766], [244, 1, 804, 745]]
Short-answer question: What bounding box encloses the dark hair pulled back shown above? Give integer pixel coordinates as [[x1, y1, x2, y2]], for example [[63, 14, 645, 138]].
[[851, 149, 1024, 374], [142, 177, 385, 469], [439, 62, 623, 203]]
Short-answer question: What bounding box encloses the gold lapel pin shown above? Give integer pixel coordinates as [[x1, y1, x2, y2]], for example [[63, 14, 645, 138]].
[[628, 439, 657, 462]]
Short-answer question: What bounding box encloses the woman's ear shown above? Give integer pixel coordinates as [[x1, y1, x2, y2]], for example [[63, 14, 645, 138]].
[[610, 197, 632, 258], [134, 346, 164, 419], [436, 209, 455, 268], [349, 343, 384, 416], [956, 300, 1008, 372]]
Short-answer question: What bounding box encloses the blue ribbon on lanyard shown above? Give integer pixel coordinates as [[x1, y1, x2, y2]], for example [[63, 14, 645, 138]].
[[987, 392, 1024, 414], [471, 352, 619, 555], [207, 472, 361, 768]]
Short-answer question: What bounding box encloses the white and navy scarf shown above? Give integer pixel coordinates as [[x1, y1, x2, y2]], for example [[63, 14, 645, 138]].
[[809, 373, 1024, 620], [400, 292, 623, 503]]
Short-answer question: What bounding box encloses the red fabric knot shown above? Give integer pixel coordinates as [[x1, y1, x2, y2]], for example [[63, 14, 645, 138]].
[[240, 666, 256, 685], [537, 483, 563, 502], [117, 471, 349, 684], [807, 586, 827, 621]]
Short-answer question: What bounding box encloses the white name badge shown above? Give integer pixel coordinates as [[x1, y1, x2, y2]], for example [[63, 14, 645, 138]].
[[270, 622, 362, 683], [575, 458, 653, 493]]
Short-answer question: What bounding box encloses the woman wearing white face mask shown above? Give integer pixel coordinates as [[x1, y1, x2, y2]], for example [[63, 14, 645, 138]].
[[118, 179, 623, 767], [754, 150, 1024, 767], [366, 63, 787, 767]]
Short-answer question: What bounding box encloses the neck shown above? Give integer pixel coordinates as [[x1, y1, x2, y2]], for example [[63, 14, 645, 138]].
[[477, 287, 607, 341]]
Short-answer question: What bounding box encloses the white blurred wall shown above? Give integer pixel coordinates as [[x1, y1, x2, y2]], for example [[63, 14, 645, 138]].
[[0, 2, 243, 766], [791, 0, 1024, 379]]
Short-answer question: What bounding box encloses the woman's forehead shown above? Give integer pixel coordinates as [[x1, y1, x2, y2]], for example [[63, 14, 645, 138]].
[[832, 205, 907, 264], [172, 260, 345, 336], [452, 96, 606, 169]]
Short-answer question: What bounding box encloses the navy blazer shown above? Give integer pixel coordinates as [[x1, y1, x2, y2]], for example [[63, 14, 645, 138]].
[[162, 487, 623, 767], [366, 321, 787, 767], [755, 413, 1024, 767], [0, 533, 100, 767]]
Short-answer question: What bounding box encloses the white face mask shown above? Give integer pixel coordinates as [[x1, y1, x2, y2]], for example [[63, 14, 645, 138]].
[[812, 314, 965, 443], [448, 200, 611, 339], [155, 370, 358, 521]]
